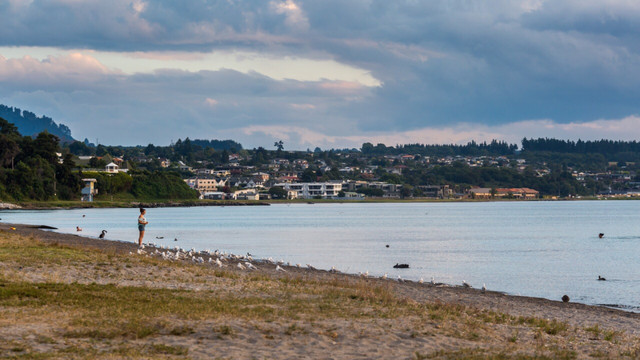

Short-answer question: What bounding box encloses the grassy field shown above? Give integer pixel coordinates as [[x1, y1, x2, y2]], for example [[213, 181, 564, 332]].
[[1, 231, 639, 359]]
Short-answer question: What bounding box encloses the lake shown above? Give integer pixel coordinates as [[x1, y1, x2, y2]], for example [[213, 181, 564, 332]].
[[2, 201, 639, 310]]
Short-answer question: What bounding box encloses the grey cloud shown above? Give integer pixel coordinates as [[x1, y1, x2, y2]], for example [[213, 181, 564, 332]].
[[2, 0, 640, 148]]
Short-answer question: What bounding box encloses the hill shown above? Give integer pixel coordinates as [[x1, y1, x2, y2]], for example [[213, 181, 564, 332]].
[[0, 104, 74, 142]]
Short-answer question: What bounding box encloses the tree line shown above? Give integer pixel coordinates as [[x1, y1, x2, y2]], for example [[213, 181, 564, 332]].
[[361, 140, 518, 157], [0, 117, 197, 202]]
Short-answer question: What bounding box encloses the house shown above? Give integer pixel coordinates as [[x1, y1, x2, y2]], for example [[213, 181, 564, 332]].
[[178, 161, 193, 172], [159, 158, 170, 168], [418, 185, 452, 199], [202, 191, 226, 200], [81, 178, 98, 202], [494, 188, 539, 199], [234, 189, 260, 201], [293, 159, 309, 169], [275, 182, 343, 199], [469, 188, 492, 199], [184, 178, 227, 194], [105, 162, 119, 173], [252, 172, 270, 182]]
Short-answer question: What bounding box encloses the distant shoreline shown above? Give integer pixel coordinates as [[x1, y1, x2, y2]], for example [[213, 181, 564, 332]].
[[2, 196, 637, 210]]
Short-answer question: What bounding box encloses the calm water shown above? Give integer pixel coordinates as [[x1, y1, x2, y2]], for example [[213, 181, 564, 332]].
[[2, 201, 639, 310]]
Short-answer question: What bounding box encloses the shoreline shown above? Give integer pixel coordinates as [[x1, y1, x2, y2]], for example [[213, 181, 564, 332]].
[[4, 222, 640, 323], [3, 220, 638, 314], [1, 196, 633, 210], [3, 223, 640, 358]]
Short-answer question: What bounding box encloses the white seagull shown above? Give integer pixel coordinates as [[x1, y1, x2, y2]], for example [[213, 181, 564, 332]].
[[276, 265, 286, 272], [462, 280, 472, 288], [418, 278, 424, 284], [381, 273, 387, 280], [237, 263, 246, 270]]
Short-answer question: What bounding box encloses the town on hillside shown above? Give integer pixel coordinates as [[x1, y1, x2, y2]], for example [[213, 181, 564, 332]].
[[2, 112, 639, 203], [69, 138, 640, 202]]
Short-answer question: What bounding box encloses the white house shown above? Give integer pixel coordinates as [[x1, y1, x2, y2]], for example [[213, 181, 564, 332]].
[[105, 162, 119, 173], [274, 182, 342, 199]]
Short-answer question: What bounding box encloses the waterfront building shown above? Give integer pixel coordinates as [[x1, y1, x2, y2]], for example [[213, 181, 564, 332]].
[[275, 182, 342, 199]]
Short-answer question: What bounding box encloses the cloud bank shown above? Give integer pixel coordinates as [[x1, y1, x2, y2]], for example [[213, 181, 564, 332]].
[[1, 0, 640, 148]]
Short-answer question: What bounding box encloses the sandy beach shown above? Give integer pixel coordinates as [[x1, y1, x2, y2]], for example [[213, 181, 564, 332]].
[[1, 223, 640, 359]]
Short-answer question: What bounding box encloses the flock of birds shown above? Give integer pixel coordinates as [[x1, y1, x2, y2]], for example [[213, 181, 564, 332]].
[[125, 240, 494, 293], [129, 244, 316, 275]]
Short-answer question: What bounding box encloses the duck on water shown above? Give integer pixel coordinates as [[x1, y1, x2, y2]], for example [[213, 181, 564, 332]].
[[393, 263, 409, 269]]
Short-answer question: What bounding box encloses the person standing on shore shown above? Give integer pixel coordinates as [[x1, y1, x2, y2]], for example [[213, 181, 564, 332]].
[[138, 208, 148, 247]]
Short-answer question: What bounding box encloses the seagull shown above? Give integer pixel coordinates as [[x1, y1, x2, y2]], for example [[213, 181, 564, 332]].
[[418, 278, 424, 284], [462, 280, 472, 288], [482, 283, 487, 293], [381, 273, 387, 280], [275, 265, 286, 272], [306, 264, 316, 270], [397, 275, 404, 282], [76, 226, 82, 232], [246, 262, 258, 270], [237, 263, 246, 270], [430, 276, 435, 285], [99, 230, 107, 239], [295, 264, 301, 268], [215, 258, 224, 267], [598, 275, 606, 281]]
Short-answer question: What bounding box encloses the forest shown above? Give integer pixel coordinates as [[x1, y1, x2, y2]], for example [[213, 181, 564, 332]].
[[0, 117, 197, 202]]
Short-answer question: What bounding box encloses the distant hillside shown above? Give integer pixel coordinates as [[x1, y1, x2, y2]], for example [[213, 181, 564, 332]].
[[0, 104, 74, 142]]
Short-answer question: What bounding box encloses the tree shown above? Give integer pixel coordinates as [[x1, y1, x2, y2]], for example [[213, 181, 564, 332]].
[[274, 140, 284, 154], [268, 186, 288, 199], [299, 168, 316, 182]]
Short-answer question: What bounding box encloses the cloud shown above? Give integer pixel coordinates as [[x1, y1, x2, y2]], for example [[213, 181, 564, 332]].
[[0, 52, 118, 89], [204, 98, 218, 107], [235, 115, 640, 149], [271, 0, 309, 32], [2, 1, 640, 149]]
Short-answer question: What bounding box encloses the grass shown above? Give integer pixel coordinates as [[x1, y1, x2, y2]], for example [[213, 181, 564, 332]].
[[0, 231, 637, 359]]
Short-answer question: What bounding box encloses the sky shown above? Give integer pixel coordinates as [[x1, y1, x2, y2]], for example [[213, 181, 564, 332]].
[[1, 0, 640, 150]]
